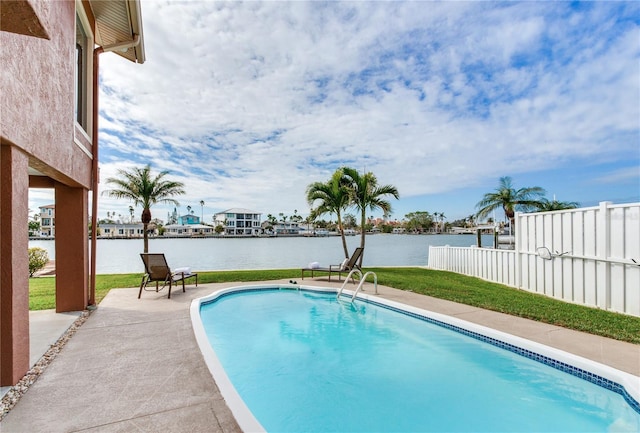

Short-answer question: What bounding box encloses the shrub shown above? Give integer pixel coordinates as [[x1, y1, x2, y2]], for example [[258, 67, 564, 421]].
[[28, 247, 49, 277]]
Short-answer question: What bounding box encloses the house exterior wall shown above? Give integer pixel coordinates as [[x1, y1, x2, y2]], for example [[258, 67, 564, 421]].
[[0, 0, 93, 387], [1, 0, 92, 188], [2, 0, 145, 387]]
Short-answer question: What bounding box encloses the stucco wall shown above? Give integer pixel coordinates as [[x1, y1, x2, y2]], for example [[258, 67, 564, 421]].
[[0, 0, 92, 188]]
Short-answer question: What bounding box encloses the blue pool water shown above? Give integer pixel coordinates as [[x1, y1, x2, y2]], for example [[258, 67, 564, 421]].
[[197, 288, 640, 432]]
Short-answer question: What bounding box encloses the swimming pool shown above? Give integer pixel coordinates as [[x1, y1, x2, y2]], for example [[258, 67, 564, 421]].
[[191, 285, 640, 432]]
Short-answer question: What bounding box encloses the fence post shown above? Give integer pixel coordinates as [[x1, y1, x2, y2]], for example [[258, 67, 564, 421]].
[[514, 212, 521, 289], [598, 201, 612, 310]]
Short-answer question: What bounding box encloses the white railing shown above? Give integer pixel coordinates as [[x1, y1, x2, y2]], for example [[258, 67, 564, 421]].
[[428, 202, 640, 317]]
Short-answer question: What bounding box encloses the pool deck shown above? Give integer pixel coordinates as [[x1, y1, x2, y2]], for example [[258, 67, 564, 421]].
[[1, 278, 639, 432]]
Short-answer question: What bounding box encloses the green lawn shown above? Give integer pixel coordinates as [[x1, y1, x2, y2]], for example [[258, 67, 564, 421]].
[[29, 267, 640, 344]]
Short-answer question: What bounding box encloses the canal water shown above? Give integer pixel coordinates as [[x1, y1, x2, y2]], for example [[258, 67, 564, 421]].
[[29, 234, 490, 274]]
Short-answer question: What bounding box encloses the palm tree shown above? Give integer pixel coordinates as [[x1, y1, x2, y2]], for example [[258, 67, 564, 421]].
[[342, 167, 400, 266], [536, 198, 579, 212], [466, 214, 476, 228], [104, 164, 185, 253], [200, 200, 205, 221], [433, 212, 446, 233], [306, 169, 352, 258], [432, 212, 440, 232], [475, 176, 546, 231]]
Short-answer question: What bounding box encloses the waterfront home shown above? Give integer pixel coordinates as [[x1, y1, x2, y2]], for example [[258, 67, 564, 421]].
[[450, 226, 476, 235], [214, 208, 262, 236], [38, 204, 56, 237], [179, 214, 200, 225], [99, 222, 146, 238], [163, 213, 215, 236], [163, 223, 214, 237], [272, 221, 302, 235], [1, 0, 145, 386]]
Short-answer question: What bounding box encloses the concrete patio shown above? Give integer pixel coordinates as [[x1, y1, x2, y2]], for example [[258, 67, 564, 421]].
[[1, 279, 638, 432]]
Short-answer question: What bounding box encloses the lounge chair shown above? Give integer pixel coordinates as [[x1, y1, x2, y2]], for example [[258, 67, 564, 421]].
[[138, 253, 198, 299], [301, 247, 364, 282]]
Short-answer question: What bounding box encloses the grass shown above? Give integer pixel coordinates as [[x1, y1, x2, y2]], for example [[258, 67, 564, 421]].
[[29, 267, 640, 344], [28, 269, 296, 310]]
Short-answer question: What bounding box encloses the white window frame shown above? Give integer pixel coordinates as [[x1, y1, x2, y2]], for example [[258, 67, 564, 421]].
[[75, 2, 94, 136]]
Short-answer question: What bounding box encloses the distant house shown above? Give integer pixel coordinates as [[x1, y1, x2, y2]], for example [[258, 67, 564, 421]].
[[272, 221, 301, 235], [214, 208, 262, 236], [38, 204, 56, 237], [99, 223, 146, 238], [162, 213, 213, 236], [450, 226, 475, 235], [178, 214, 200, 225], [163, 223, 213, 237]]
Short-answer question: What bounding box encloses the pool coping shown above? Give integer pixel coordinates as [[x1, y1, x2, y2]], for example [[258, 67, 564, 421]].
[[191, 283, 640, 432]]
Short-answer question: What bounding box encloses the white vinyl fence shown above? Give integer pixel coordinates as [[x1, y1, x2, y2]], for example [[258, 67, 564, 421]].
[[428, 202, 640, 317]]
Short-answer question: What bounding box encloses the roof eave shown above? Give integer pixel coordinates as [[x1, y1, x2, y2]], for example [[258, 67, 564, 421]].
[[89, 0, 146, 64]]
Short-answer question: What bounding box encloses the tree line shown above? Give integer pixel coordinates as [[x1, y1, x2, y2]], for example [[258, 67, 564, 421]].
[[99, 165, 577, 257], [402, 176, 578, 233]]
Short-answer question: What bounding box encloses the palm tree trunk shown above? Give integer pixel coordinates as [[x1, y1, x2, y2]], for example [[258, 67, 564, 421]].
[[143, 223, 149, 253], [358, 208, 366, 267], [336, 212, 349, 258], [141, 208, 152, 253]]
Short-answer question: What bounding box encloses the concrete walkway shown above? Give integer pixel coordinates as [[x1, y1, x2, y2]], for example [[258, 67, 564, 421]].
[[1, 279, 639, 432], [0, 310, 82, 399]]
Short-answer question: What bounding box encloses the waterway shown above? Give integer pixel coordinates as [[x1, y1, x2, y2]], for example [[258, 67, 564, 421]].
[[29, 234, 491, 274]]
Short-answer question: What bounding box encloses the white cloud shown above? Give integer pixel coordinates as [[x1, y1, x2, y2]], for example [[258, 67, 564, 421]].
[[57, 0, 639, 222], [594, 166, 640, 184]]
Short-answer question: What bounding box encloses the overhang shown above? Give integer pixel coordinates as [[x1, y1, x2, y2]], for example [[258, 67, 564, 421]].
[[0, 0, 49, 39], [89, 0, 146, 64]]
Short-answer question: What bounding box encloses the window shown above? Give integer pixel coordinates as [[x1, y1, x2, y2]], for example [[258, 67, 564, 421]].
[[74, 15, 91, 131]]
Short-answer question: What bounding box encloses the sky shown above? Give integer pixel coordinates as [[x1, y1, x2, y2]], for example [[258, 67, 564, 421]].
[[30, 1, 640, 224]]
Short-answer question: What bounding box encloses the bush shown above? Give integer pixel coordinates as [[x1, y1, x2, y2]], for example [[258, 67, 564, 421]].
[[28, 247, 49, 277]]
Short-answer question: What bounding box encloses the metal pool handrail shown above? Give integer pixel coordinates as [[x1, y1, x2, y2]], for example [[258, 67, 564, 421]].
[[336, 269, 378, 302], [336, 269, 363, 299], [350, 271, 378, 302]]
